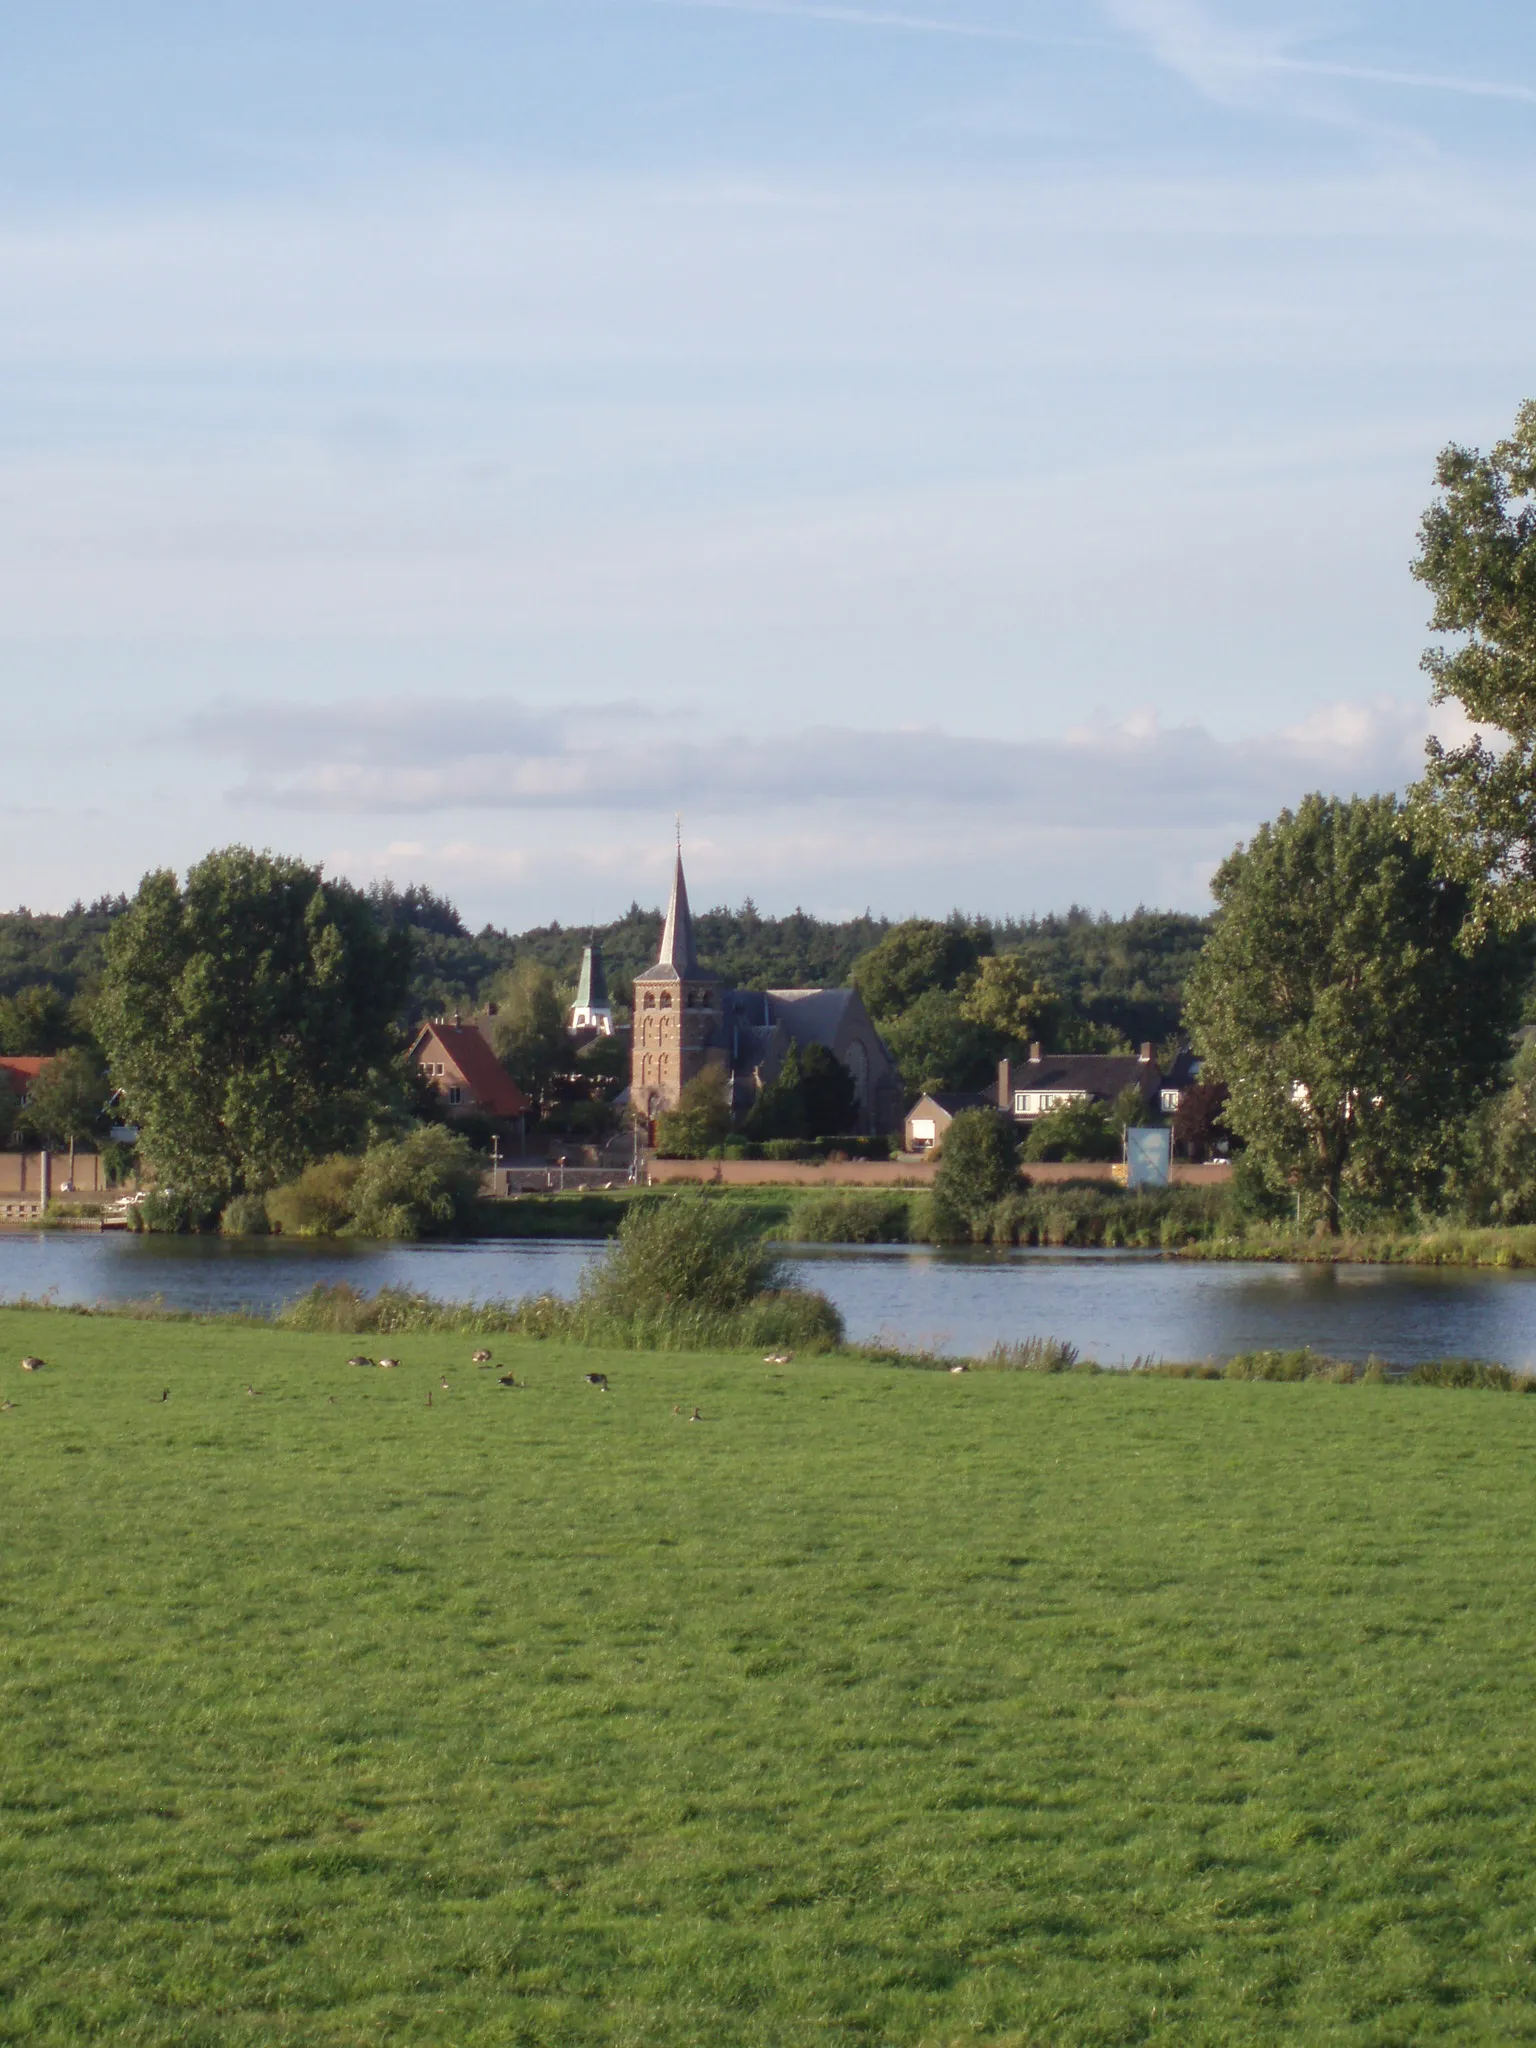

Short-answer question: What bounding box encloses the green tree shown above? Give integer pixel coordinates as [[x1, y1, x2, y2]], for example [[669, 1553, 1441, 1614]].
[[1448, 1040, 1536, 1226], [957, 954, 1062, 1050], [745, 1041, 860, 1141], [94, 847, 412, 1206], [1184, 794, 1527, 1231], [849, 919, 987, 1021], [932, 1107, 1019, 1234], [486, 959, 570, 1114], [1110, 1084, 1149, 1134], [1021, 1098, 1119, 1163], [879, 988, 993, 1096], [656, 1070, 733, 1156], [22, 1047, 108, 1179], [1410, 400, 1536, 933], [1172, 1079, 1229, 1161], [0, 983, 74, 1055]]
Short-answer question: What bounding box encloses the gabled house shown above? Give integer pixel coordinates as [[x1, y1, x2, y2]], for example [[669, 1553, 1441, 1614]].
[[903, 1091, 990, 1153], [409, 1020, 529, 1141], [997, 1044, 1163, 1124]]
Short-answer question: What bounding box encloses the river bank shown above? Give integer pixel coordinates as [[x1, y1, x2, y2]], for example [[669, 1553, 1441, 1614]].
[[11, 1180, 1536, 1271]]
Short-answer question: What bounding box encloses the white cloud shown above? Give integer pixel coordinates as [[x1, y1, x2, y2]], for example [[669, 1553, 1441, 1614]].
[[191, 691, 1435, 827]]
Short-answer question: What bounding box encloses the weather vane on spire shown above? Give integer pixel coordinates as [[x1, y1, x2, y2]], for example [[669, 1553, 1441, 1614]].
[[675, 812, 682, 852]]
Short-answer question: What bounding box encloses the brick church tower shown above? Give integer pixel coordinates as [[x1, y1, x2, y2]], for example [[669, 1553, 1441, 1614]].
[[631, 849, 723, 1123]]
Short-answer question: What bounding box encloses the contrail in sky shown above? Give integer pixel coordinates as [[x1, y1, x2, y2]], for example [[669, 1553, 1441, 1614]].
[[628, 0, 1103, 49], [632, 0, 1536, 105]]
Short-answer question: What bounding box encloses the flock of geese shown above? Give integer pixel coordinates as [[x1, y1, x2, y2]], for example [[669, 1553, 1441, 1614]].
[[6, 1345, 770, 1421]]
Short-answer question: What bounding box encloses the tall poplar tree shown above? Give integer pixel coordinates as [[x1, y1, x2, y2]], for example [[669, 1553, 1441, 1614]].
[[95, 848, 411, 1206], [1185, 795, 1526, 1230], [1411, 398, 1536, 933]]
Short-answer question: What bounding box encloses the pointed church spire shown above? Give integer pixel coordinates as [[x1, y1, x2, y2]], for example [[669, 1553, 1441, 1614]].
[[574, 932, 608, 1012], [657, 848, 698, 974]]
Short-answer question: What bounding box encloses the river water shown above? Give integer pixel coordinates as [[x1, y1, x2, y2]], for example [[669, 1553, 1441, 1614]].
[[2, 1232, 1534, 1367]]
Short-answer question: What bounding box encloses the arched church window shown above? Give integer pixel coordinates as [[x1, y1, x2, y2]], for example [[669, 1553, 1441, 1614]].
[[660, 992, 672, 1009], [643, 992, 655, 1010]]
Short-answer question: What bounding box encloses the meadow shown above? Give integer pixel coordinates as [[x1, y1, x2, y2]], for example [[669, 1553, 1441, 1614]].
[[4, 1309, 1536, 2044]]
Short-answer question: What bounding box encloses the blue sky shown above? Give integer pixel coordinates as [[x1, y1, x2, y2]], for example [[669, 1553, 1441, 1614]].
[[3, 1, 1535, 924]]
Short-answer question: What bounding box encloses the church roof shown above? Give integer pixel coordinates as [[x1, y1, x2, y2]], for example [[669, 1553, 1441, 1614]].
[[658, 851, 697, 973], [765, 987, 860, 1044], [637, 850, 718, 982], [574, 937, 609, 1011]]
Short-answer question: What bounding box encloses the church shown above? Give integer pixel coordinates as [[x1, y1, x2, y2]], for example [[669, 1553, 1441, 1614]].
[[628, 851, 903, 1139]]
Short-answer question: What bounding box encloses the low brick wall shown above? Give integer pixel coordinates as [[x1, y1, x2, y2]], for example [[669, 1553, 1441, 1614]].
[[0, 1152, 115, 1196], [647, 1158, 1232, 1189], [649, 1159, 935, 1188]]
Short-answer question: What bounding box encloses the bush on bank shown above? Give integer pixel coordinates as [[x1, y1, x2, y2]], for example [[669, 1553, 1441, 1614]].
[[277, 1190, 844, 1353]]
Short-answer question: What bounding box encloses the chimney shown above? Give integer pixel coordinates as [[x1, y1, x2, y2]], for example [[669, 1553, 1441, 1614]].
[[454, 1010, 462, 1028], [1028, 1042, 1041, 1063], [1139, 1041, 1152, 1063], [997, 1057, 1011, 1110]]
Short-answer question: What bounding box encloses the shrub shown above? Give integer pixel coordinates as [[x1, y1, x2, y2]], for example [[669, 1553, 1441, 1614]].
[[1407, 1358, 1515, 1390], [266, 1128, 484, 1240], [132, 1188, 220, 1234], [267, 1155, 362, 1237], [219, 1193, 270, 1236], [346, 1126, 484, 1239], [578, 1191, 843, 1349], [789, 1192, 912, 1243], [582, 1192, 786, 1318], [979, 1337, 1088, 1373], [1223, 1348, 1351, 1381]]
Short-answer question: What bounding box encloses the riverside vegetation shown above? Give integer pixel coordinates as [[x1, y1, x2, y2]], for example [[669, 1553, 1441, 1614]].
[[5, 1299, 1536, 2044]]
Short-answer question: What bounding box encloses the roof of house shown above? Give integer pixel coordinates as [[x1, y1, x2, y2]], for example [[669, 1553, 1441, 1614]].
[[411, 1024, 530, 1119], [908, 1092, 989, 1119], [0, 1056, 48, 1098], [1014, 1053, 1160, 1099]]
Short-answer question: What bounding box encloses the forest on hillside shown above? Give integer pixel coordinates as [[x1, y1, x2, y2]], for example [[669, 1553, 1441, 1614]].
[[0, 881, 1211, 1055]]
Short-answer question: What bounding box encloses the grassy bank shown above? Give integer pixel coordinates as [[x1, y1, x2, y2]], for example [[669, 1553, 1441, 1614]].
[[4, 1307, 1536, 2043]]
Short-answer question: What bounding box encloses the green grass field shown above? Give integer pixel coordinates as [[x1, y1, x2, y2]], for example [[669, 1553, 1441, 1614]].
[[4, 1311, 1536, 2045]]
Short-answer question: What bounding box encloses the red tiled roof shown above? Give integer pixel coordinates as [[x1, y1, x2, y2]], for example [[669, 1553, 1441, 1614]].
[[411, 1025, 529, 1119], [0, 1056, 48, 1098]]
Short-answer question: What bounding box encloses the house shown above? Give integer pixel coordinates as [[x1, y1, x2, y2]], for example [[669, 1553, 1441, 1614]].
[[629, 850, 903, 1139], [0, 1057, 47, 1114], [903, 1092, 990, 1153], [409, 1019, 529, 1141], [997, 1045, 1163, 1124], [1158, 1046, 1203, 1116]]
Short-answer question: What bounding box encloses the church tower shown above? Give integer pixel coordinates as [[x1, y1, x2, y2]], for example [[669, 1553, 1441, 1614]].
[[569, 934, 613, 1035], [631, 848, 723, 1123]]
